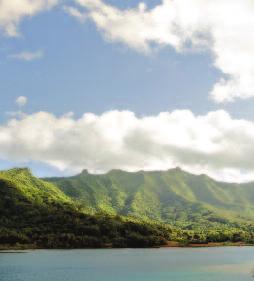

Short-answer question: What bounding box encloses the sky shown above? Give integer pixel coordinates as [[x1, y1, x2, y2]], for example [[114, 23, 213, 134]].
[[1, 0, 254, 182]]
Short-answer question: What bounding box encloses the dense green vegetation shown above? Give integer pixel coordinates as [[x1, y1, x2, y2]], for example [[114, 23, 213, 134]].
[[0, 168, 170, 249], [1, 167, 254, 249], [46, 168, 254, 226]]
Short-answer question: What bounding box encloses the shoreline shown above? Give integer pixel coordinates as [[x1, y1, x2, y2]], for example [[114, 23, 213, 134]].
[[1, 242, 254, 251], [162, 241, 254, 248]]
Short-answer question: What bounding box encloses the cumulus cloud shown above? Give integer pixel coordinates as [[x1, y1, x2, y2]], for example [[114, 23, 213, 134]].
[[9, 50, 44, 61], [71, 0, 254, 103], [15, 96, 27, 107], [0, 0, 58, 36], [1, 109, 254, 182]]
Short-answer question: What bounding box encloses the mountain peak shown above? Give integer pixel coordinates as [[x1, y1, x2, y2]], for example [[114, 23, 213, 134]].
[[8, 167, 32, 176], [170, 167, 182, 172], [80, 169, 89, 175]]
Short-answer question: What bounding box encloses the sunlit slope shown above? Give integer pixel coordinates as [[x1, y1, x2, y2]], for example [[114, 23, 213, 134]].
[[0, 168, 73, 207], [46, 168, 254, 225], [0, 168, 170, 248]]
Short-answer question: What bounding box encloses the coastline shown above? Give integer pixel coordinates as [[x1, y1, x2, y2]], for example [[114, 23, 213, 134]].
[[162, 241, 254, 248], [1, 241, 254, 251]]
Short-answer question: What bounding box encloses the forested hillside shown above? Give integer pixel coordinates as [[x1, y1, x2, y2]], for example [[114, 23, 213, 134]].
[[1, 167, 254, 249], [46, 168, 254, 227], [0, 168, 171, 249]]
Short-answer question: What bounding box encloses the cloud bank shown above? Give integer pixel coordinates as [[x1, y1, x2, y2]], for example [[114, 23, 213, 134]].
[[1, 109, 254, 182], [0, 0, 58, 36], [71, 0, 254, 103]]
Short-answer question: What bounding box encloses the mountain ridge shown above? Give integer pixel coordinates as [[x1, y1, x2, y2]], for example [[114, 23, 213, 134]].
[[0, 167, 173, 248], [1, 167, 254, 248], [45, 167, 254, 227], [48, 167, 254, 185]]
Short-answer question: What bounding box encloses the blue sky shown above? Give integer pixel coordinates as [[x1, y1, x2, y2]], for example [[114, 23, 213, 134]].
[[0, 9, 215, 117], [1, 5, 252, 120], [1, 0, 254, 182]]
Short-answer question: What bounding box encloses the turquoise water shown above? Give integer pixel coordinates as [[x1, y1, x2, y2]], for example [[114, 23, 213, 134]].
[[0, 247, 254, 281]]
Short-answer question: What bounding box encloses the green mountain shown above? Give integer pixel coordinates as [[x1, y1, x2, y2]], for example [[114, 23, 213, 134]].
[[46, 168, 254, 227], [0, 168, 171, 249], [1, 167, 254, 249]]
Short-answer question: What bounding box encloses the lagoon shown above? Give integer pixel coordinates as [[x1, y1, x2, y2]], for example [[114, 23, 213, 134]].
[[0, 247, 254, 281]]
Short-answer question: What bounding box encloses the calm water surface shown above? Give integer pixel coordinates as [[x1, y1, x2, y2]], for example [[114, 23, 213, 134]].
[[1, 247, 254, 281]]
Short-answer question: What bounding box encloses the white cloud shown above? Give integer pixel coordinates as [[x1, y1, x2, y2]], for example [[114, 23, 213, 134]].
[[16, 96, 27, 107], [9, 50, 44, 61], [1, 109, 254, 182], [0, 0, 58, 36], [72, 0, 254, 103], [63, 6, 87, 22], [73, 0, 181, 52]]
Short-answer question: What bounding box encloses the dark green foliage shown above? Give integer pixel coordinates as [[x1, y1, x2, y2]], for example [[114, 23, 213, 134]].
[[45, 168, 254, 245], [1, 167, 254, 249], [0, 168, 170, 249]]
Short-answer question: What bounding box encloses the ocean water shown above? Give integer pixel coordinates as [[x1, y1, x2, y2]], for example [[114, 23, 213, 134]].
[[0, 247, 254, 281]]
